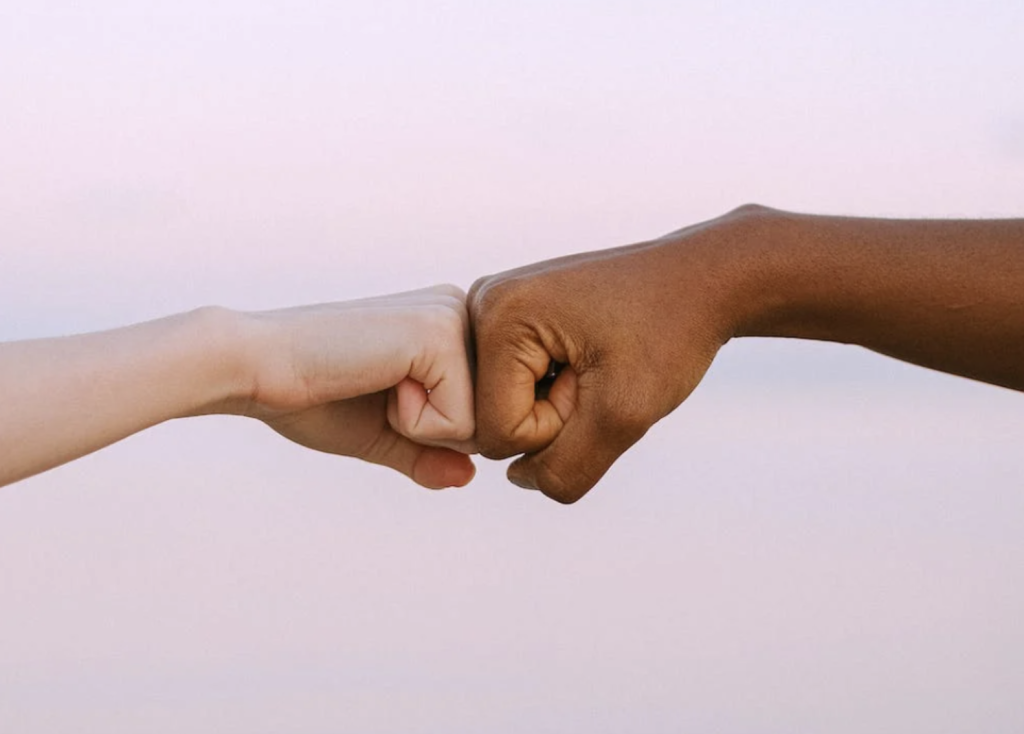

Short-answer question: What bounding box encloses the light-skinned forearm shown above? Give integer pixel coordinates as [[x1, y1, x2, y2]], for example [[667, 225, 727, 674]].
[[0, 308, 244, 487], [1, 288, 477, 491]]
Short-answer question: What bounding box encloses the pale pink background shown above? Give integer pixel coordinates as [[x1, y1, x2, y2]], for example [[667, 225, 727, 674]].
[[1, 1, 1023, 732]]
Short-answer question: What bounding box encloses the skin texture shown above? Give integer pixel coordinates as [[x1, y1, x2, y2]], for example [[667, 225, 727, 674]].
[[469, 205, 1024, 504], [0, 285, 476, 490]]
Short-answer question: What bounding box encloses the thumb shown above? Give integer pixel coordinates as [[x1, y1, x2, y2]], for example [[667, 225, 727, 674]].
[[364, 427, 477, 489], [506, 368, 652, 503]]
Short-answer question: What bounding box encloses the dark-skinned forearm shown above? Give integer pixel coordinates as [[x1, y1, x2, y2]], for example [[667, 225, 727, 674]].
[[723, 206, 1024, 391]]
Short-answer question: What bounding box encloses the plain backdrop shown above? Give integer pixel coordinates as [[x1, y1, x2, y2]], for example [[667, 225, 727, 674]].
[[1, 1, 1023, 732]]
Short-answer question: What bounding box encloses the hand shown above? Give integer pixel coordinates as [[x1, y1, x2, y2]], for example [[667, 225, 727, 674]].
[[233, 285, 477, 489], [468, 209, 755, 502]]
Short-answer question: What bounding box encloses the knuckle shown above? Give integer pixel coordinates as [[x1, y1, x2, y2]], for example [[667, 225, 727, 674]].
[[394, 411, 420, 440], [467, 276, 493, 315], [471, 290, 540, 361], [433, 282, 467, 303], [432, 293, 470, 325], [417, 304, 468, 348], [475, 406, 553, 459], [475, 417, 532, 459], [476, 433, 520, 461], [428, 302, 465, 330], [468, 277, 520, 324], [444, 416, 476, 443]]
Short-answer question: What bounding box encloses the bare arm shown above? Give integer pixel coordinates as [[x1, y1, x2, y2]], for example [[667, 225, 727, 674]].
[[731, 208, 1024, 390], [0, 286, 476, 489], [469, 205, 1024, 503]]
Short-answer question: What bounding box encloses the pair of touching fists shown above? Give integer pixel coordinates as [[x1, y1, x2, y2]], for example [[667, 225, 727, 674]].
[[237, 204, 1024, 503], [240, 222, 733, 504], [6, 209, 729, 497], [241, 205, 1024, 503], [4, 206, 1021, 497], [244, 253, 682, 506]]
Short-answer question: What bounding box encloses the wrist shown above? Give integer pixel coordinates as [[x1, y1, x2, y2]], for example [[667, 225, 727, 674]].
[[176, 306, 253, 417], [653, 204, 793, 345], [705, 205, 820, 341], [724, 207, 887, 343]]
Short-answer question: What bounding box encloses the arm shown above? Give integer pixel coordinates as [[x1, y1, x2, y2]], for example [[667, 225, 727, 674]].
[[468, 205, 1024, 503], [731, 208, 1024, 390], [0, 285, 476, 489]]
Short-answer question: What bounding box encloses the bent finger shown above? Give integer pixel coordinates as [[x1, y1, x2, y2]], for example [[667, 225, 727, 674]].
[[469, 296, 565, 458], [393, 308, 476, 443], [507, 380, 646, 503]]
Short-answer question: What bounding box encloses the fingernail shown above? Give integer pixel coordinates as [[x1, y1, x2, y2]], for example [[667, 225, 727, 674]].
[[509, 474, 537, 490]]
